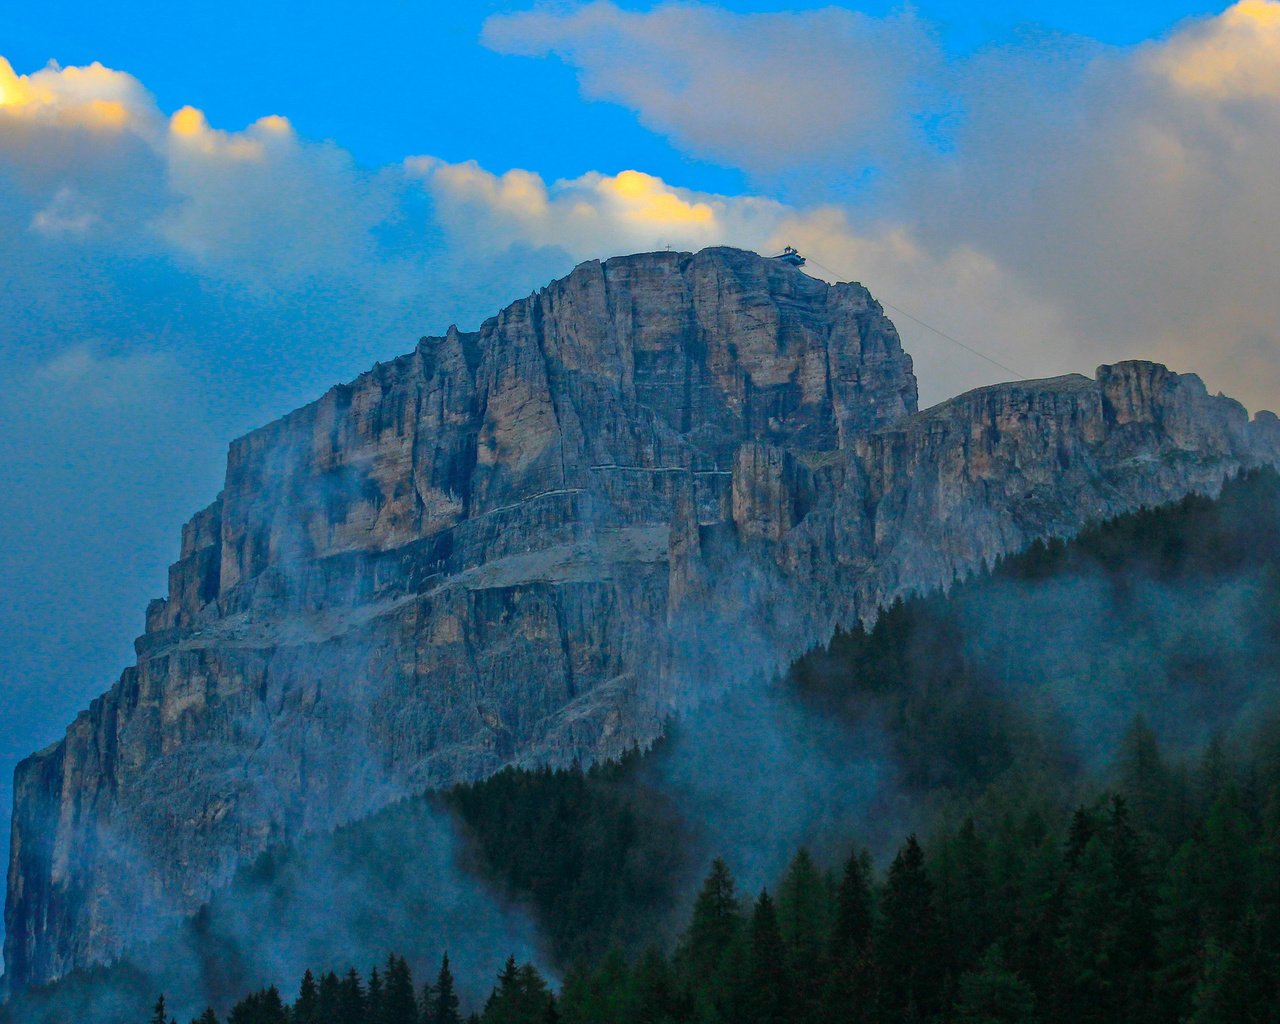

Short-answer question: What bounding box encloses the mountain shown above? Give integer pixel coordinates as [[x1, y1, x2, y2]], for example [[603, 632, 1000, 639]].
[[6, 246, 1279, 994], [10, 469, 1280, 1024]]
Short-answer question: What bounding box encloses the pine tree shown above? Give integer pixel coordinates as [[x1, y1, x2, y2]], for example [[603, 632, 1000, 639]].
[[368, 966, 384, 1024], [191, 1010, 220, 1024], [632, 946, 677, 1024], [1119, 717, 1178, 838], [318, 971, 341, 1024], [483, 957, 520, 1024], [262, 987, 288, 1024], [228, 987, 288, 1024], [821, 846, 876, 1023], [777, 848, 828, 1018], [430, 953, 461, 1024], [295, 969, 320, 1024], [483, 958, 554, 1024], [954, 945, 1037, 1024], [151, 995, 169, 1024], [1065, 808, 1095, 868], [878, 835, 943, 1023], [830, 847, 873, 958], [382, 955, 418, 1024], [517, 963, 554, 1021], [1103, 796, 1156, 1013], [936, 818, 994, 973], [338, 968, 366, 1024], [1185, 939, 1254, 1024], [678, 858, 743, 983], [1054, 800, 1156, 1024], [746, 890, 790, 1024], [676, 857, 745, 1022]]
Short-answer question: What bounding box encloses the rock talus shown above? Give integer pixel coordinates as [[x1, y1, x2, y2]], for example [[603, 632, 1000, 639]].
[[6, 247, 1278, 991]]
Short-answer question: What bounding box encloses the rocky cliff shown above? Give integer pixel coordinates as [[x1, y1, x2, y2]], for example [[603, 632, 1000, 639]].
[[5, 247, 1278, 992]]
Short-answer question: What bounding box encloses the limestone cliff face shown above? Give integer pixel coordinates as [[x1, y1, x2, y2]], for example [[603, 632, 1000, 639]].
[[688, 364, 1280, 669], [3, 248, 916, 991], [6, 248, 1278, 993]]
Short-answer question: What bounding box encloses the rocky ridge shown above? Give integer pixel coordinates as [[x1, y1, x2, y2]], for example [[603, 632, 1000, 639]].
[[6, 247, 1278, 992]]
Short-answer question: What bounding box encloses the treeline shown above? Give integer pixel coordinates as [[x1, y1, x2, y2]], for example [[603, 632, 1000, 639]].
[[149, 953, 470, 1024], [155, 715, 1280, 1024], [568, 718, 1280, 1024]]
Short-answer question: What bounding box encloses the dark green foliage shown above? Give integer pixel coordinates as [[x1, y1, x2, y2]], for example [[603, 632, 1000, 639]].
[[830, 847, 873, 958], [792, 469, 1280, 811], [745, 892, 789, 1024], [954, 946, 1037, 1024], [672, 858, 743, 1022], [366, 967, 383, 1024], [294, 969, 319, 1024], [381, 956, 417, 1024], [187, 732, 1280, 1022], [425, 954, 461, 1024], [878, 836, 944, 1021], [227, 986, 287, 1024], [446, 750, 689, 965], [338, 968, 366, 1024], [319, 972, 342, 1024], [481, 958, 555, 1024], [676, 858, 741, 985]]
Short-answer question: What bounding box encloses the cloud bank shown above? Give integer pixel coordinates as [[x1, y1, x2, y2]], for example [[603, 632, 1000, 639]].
[[482, 2, 937, 174]]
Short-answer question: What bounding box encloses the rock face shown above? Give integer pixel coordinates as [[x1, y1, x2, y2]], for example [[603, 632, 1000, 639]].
[[5, 247, 1278, 992]]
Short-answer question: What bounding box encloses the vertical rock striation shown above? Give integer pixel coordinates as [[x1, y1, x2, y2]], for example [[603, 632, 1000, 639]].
[[6, 247, 1278, 992]]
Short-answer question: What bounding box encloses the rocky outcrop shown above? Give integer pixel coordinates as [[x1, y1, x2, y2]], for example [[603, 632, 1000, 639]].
[[676, 364, 1280, 669], [5, 247, 1278, 993], [3, 247, 916, 990]]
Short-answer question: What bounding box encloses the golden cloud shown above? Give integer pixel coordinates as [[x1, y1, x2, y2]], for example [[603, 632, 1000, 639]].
[[1151, 0, 1280, 100], [406, 158, 742, 257], [168, 105, 293, 160], [596, 170, 714, 226], [0, 56, 147, 131]]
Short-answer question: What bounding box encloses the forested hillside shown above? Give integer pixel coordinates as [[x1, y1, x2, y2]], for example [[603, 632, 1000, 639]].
[[9, 469, 1280, 1024], [160, 729, 1280, 1024]]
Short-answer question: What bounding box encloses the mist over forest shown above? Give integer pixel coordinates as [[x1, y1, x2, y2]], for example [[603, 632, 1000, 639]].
[[9, 469, 1280, 1024]]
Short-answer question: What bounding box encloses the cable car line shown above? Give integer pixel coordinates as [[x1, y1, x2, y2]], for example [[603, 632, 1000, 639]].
[[779, 250, 1028, 381]]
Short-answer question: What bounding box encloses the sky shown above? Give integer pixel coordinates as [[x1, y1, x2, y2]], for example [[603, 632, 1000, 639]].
[[1, 0, 1279, 935]]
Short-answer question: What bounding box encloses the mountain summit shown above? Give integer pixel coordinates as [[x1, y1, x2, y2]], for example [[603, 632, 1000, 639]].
[[5, 247, 1277, 992]]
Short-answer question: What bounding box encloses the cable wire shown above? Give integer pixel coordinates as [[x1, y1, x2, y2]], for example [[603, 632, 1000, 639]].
[[803, 255, 1026, 380]]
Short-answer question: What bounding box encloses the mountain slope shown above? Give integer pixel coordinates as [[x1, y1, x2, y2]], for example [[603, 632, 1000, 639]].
[[6, 247, 1279, 992], [10, 469, 1280, 1024]]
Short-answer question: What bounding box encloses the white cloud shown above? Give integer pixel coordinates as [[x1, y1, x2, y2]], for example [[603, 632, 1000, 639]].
[[912, 1, 1280, 411], [482, 1, 937, 173], [158, 107, 390, 282], [30, 186, 99, 236], [35, 343, 181, 409]]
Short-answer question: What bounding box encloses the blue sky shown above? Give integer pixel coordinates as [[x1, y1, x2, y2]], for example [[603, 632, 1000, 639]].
[[0, 1, 1278, 949], [0, 1, 1224, 189]]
